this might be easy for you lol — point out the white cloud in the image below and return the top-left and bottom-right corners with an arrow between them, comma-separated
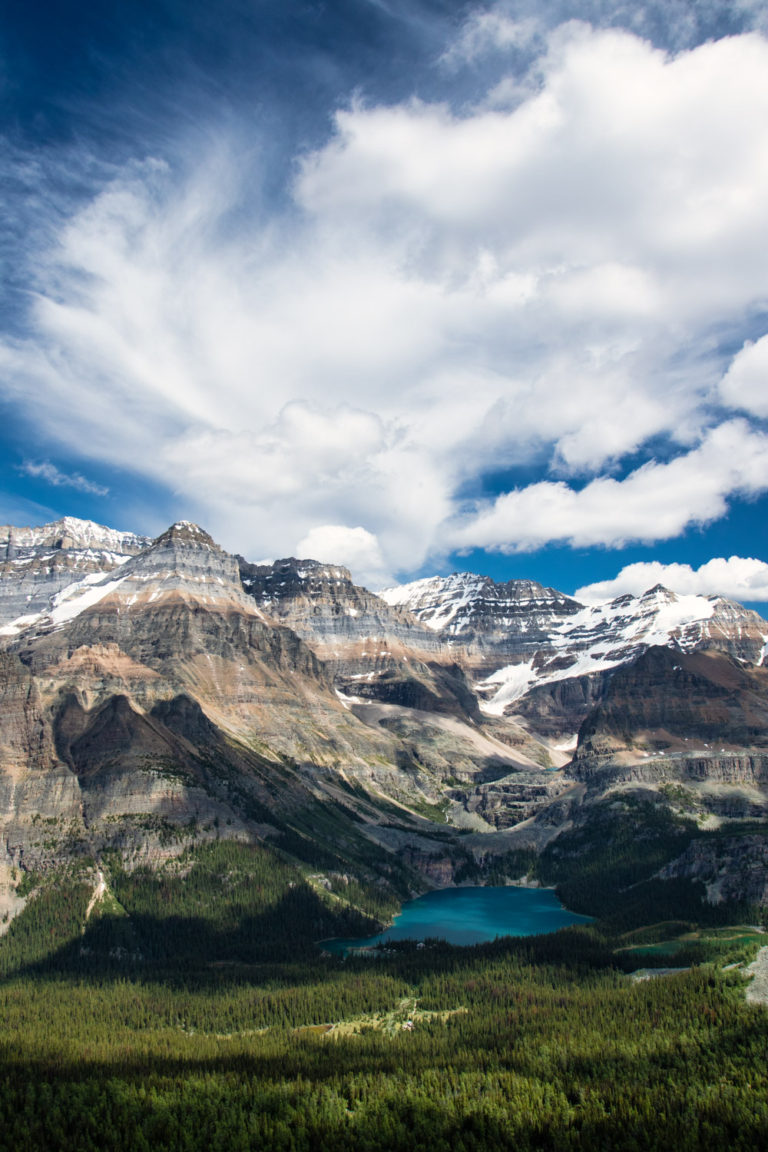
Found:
719,335 -> 768,418
447,1 -> 768,63
295,525 -> 391,588
2,21 -> 768,580
20,461 -> 109,497
443,11 -> 541,65
576,556 -> 768,604
445,421 -> 768,552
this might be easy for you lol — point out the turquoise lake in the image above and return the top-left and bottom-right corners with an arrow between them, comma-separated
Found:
322,886 -> 591,954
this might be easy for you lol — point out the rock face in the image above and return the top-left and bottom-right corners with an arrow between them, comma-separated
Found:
381,574 -> 582,668
240,556 -> 441,662
659,835 -> 768,906
0,516 -> 150,632
573,647 -> 768,765
240,556 -> 477,717
1,511 -> 768,913
0,653 -> 57,774
449,770 -> 573,830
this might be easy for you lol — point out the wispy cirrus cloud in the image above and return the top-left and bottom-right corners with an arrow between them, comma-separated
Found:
2,8 -> 768,584
20,461 -> 109,497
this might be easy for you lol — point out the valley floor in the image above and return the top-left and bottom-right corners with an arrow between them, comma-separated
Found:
0,927 -> 766,1151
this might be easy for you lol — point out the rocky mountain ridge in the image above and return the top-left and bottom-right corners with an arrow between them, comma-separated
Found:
0,516 -> 151,636
1,514 -> 768,916
1,516 -> 149,556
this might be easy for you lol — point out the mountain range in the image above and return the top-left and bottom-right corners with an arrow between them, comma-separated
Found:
1,514 -> 767,924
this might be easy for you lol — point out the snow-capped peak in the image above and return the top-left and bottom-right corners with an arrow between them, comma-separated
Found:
1,516 -> 150,556
477,583 -> 763,715
380,572 -> 580,635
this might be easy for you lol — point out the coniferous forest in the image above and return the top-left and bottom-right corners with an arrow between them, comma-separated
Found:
0,827 -> 767,1152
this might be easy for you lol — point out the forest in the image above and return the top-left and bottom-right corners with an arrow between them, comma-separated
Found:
0,819 -> 766,1151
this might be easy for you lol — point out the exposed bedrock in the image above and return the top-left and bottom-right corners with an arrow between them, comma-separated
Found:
0,653 -> 57,773
572,646 -> 768,764
659,835 -> 768,906
513,670 -> 614,740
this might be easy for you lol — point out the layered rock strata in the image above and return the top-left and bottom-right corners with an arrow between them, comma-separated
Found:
240,556 -> 477,717
0,516 -> 151,632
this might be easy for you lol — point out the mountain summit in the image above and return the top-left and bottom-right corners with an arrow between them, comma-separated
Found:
0,513 -> 766,916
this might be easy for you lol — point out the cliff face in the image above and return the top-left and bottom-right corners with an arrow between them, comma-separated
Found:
240,556 -> 478,717
573,647 -> 768,764
0,517 -> 150,632
659,835 -> 768,906
380,574 -> 581,664
0,653 -> 57,775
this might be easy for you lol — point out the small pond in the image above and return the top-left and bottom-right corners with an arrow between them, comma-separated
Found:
322,885 -> 591,955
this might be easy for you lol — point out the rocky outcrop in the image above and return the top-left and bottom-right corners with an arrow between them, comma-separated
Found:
0,653 -> 57,774
0,517 -> 150,632
240,557 -> 440,655
570,752 -> 768,789
512,669 -> 614,740
240,556 -> 477,716
450,770 -> 572,829
659,834 -> 768,906
400,847 -> 458,887
573,647 -> 768,764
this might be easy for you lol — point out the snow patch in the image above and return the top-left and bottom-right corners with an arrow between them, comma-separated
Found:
48,574 -> 129,626
478,661 -> 536,716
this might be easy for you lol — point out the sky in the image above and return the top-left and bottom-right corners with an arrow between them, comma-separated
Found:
1,0 -> 768,608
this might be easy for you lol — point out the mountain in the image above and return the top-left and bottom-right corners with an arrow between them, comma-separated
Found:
1,514 -> 768,924
380,573 -> 582,661
0,516 -> 151,636
384,574 -> 768,737
0,520 -> 562,903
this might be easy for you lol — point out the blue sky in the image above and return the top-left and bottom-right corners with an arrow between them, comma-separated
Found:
1,0 -> 768,609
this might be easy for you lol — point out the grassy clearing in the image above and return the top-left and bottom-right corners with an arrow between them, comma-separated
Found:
294,995 -> 468,1038
616,924 -> 767,967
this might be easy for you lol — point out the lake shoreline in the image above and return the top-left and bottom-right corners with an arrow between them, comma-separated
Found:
318,883 -> 591,954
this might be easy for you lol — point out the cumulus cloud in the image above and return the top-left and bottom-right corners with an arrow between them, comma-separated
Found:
295,525 -> 391,588
20,461 -> 109,497
719,335 -> 768,418
576,556 -> 768,604
2,17 -> 768,579
444,421 -> 768,552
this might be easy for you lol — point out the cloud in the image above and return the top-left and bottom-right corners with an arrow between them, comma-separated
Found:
2,19 -> 768,580
445,421 -> 768,552
446,0 -> 768,65
295,525 -> 391,588
576,556 -> 768,604
719,335 -> 768,418
20,461 -> 109,497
